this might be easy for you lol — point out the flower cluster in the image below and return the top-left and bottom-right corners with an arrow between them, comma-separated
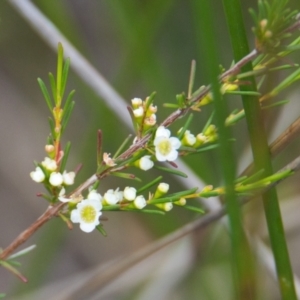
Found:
179,125 -> 218,148
30,156 -> 75,188
59,186 -> 149,232
132,96 -> 157,133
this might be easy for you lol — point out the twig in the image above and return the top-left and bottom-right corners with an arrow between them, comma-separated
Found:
241,117 -> 300,176
54,155 -> 300,299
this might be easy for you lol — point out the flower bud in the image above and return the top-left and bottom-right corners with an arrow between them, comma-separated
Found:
124,187 -> 137,201
49,172 -> 63,186
131,98 -> 143,108
63,171 -> 76,185
139,155 -> 154,171
154,182 -> 169,198
30,167 -> 45,183
134,195 -> 147,209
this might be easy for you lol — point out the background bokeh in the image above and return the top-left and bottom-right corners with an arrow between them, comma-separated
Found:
0,1 -> 300,299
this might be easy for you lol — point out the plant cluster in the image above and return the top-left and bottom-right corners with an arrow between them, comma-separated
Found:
1,1 -> 300,298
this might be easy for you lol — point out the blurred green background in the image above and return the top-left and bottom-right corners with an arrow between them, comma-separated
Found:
0,1 -> 300,299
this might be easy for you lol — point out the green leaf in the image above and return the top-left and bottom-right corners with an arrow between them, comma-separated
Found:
225,90 -> 261,96
154,165 -> 188,178
177,113 -> 193,140
61,100 -> 75,135
37,78 -> 53,113
7,245 -> 36,260
183,205 -> 205,214
137,176 -> 163,194
122,208 -> 165,215
61,57 -> 70,100
111,172 -> 141,181
48,117 -> 55,138
96,224 -> 107,237
48,72 -> 56,103
60,142 -> 71,172
56,43 -> 64,101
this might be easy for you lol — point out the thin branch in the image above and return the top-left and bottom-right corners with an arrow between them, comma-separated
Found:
241,117 -> 300,176
52,155 -> 300,299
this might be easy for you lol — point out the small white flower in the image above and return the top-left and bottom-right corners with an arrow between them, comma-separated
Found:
58,188 -> 83,203
149,104 -> 157,113
58,187 -> 69,202
41,157 -> 57,171
139,155 -> 154,171
184,130 -> 196,146
133,107 -> 144,118
103,188 -> 123,205
103,153 -> 116,167
164,202 -> 173,211
158,182 -> 169,193
70,198 -> 102,233
175,198 -> 186,206
131,97 -> 143,108
30,167 -> 45,183
134,195 -> 147,209
144,114 -> 156,126
49,172 -> 63,186
45,144 -> 55,153
87,190 -> 102,202
63,171 -> 75,185
124,187 -> 136,201
154,126 -> 181,162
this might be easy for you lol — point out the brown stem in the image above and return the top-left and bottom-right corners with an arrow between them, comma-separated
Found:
0,202 -> 65,260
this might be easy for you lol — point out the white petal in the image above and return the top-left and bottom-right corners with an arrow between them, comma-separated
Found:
30,167 -> 45,182
80,221 -> 98,233
70,209 -> 80,223
166,149 -> 179,161
63,171 -> 75,185
88,190 -> 102,202
170,137 -> 181,149
49,172 -> 63,186
155,126 -> 170,138
139,155 -> 154,171
124,187 -> 136,201
134,195 -> 146,209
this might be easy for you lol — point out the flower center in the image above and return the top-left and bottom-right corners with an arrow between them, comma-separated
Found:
158,139 -> 172,155
80,205 -> 97,223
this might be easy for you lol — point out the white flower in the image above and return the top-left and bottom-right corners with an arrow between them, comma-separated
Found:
139,155 -> 154,171
63,171 -> 75,185
158,182 -> 169,193
133,107 -> 144,118
58,187 -> 69,202
103,153 -> 116,167
58,188 -> 83,203
49,172 -> 63,186
103,188 -> 123,205
149,104 -> 157,113
41,157 -> 57,171
134,195 -> 147,209
163,202 -> 173,211
30,167 -> 45,183
45,144 -> 55,153
87,190 -> 102,202
144,114 -> 156,126
131,97 -> 143,108
70,198 -> 102,233
124,187 -> 136,201
184,130 -> 196,146
154,126 -> 181,162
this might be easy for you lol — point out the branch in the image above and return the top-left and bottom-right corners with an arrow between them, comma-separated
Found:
53,155 -> 300,299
